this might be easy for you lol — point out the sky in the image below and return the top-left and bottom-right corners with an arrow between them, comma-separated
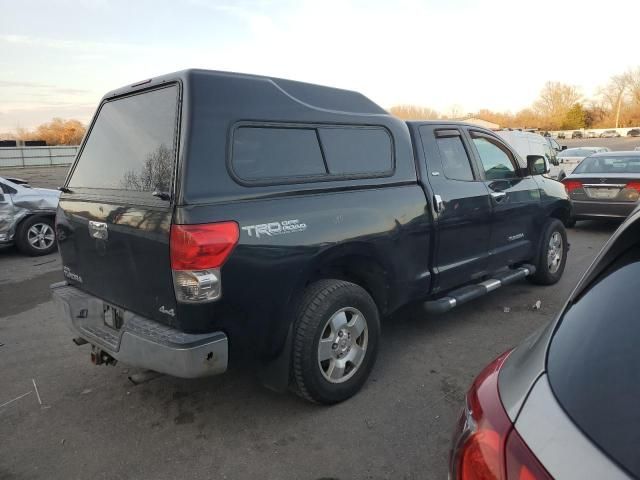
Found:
1,0 -> 639,132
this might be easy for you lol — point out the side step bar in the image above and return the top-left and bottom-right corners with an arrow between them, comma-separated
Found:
423,264 -> 536,314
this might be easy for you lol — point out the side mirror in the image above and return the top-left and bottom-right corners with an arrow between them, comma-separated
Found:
561,145 -> 567,151
527,155 -> 549,175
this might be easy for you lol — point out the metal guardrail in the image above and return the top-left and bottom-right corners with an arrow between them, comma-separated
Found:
0,146 -> 79,168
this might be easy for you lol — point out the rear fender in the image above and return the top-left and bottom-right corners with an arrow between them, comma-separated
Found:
257,242 -> 393,392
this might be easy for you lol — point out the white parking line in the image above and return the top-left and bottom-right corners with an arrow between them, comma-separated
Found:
0,391 -> 32,410
32,378 -> 42,405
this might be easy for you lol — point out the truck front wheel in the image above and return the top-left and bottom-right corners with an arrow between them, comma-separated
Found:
291,280 -> 380,404
528,219 -> 567,285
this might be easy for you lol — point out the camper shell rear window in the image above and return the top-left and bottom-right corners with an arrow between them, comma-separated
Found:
68,85 -> 180,193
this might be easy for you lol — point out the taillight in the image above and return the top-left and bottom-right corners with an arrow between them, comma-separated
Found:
624,181 -> 640,193
561,179 -> 582,194
621,182 -> 640,201
170,222 -> 239,303
449,350 -> 552,480
505,429 -> 552,480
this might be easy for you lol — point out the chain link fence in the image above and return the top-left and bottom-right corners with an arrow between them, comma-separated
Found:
0,146 -> 79,168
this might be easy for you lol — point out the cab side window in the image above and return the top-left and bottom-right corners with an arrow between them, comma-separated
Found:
472,135 -> 518,180
436,136 -> 475,181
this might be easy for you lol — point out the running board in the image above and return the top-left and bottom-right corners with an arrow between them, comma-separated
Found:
423,265 -> 536,314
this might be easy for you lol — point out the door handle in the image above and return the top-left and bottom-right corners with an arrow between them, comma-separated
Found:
490,191 -> 507,202
434,194 -> 444,213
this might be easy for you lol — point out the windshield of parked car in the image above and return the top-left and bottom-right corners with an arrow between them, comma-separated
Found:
572,155 -> 640,174
558,148 -> 596,158
548,243 -> 640,478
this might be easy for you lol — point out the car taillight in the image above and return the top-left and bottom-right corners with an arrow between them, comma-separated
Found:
449,350 -> 552,480
505,428 -> 552,480
624,181 -> 640,193
622,182 -> 640,201
561,179 -> 582,194
170,222 -> 239,303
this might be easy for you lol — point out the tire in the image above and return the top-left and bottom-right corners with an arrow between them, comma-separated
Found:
528,219 -> 567,285
291,279 -> 380,404
15,216 -> 57,256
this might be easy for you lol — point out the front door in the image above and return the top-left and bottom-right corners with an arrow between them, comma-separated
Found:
467,130 -> 540,272
418,125 -> 492,293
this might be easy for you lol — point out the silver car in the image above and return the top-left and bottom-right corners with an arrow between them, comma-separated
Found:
449,207 -> 640,479
0,176 -> 60,255
552,146 -> 611,180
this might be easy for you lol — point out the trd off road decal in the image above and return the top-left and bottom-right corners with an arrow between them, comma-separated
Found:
242,219 -> 307,238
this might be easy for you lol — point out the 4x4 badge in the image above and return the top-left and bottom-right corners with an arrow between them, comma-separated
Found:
159,306 -> 175,317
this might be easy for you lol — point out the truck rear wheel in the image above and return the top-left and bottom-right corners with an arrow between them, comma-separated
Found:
291,279 -> 380,404
528,219 -> 567,285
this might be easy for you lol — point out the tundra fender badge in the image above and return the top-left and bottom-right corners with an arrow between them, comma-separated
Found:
63,266 -> 83,283
508,233 -> 525,242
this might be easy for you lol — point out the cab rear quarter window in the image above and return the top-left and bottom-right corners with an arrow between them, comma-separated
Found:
229,123 -> 394,185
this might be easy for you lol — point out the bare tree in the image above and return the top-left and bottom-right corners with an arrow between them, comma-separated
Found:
599,74 -> 629,128
121,144 -> 174,192
446,104 -> 465,120
533,82 -> 582,130
388,105 -> 441,120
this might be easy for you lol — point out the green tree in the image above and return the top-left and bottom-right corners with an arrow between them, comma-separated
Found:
562,103 -> 587,129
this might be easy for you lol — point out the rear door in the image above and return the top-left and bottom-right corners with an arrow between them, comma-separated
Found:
57,84 -> 181,325
418,125 -> 492,293
466,129 -> 540,271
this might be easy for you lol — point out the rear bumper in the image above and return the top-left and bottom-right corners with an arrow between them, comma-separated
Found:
51,282 -> 228,378
572,200 -> 637,220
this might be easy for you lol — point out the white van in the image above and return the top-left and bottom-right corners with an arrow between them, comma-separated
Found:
495,130 -> 561,179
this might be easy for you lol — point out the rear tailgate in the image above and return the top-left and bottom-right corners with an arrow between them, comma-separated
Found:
57,84 -> 180,325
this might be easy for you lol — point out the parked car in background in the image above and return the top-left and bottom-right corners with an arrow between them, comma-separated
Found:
586,131 -> 598,138
555,146 -> 610,180
562,151 -> 640,225
571,131 -> 583,139
627,128 -> 640,137
557,132 -> 566,139
0,176 -> 60,255
600,129 -> 621,138
450,206 -> 640,480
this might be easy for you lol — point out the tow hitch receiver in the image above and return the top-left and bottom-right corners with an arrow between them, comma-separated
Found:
90,346 -> 117,366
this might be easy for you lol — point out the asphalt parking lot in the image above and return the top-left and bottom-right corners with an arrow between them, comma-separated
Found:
0,146 -> 633,479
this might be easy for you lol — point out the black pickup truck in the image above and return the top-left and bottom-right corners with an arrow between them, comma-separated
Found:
52,70 -> 571,404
